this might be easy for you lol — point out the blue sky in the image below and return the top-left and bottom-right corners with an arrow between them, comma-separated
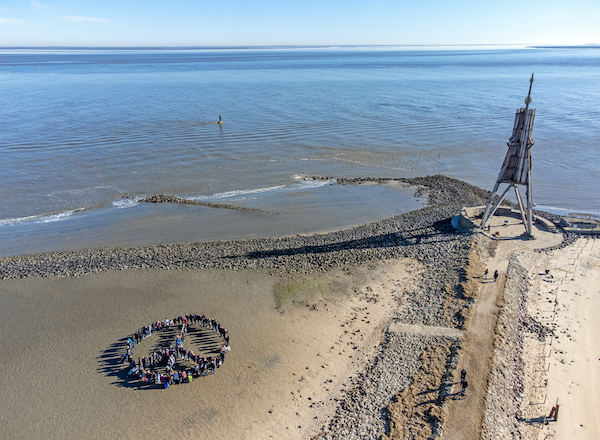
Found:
1,0 -> 599,47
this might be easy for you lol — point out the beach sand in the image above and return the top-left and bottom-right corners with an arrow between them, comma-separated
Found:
518,237 -> 600,439
0,258 -> 418,439
475,229 -> 599,439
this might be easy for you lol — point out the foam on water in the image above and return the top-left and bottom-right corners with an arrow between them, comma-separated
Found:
0,211 -> 75,227
112,197 -> 142,209
194,185 -> 288,201
1,198 -> 141,228
193,178 -> 335,201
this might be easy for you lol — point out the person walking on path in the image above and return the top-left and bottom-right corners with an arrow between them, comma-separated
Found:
493,270 -> 499,282
460,379 -> 468,397
460,369 -> 467,382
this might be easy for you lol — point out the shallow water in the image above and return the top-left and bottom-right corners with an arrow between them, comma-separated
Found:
0,181 -> 422,256
1,47 -> 599,255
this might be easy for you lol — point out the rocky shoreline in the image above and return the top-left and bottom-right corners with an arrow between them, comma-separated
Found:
315,334 -> 463,440
312,230 -> 489,439
140,194 -> 275,213
0,175 -> 490,280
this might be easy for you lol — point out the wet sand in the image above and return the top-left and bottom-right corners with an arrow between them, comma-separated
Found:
0,260 -> 416,439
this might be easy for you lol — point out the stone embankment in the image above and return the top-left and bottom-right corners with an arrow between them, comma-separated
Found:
315,335 -> 461,440
313,230 -> 489,440
480,252 -> 552,439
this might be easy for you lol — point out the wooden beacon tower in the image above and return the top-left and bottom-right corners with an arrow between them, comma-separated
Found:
481,74 -> 537,237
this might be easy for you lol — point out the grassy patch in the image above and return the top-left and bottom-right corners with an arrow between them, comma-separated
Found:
274,277 -> 336,310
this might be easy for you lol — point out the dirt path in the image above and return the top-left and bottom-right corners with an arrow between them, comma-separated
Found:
442,216 -> 563,439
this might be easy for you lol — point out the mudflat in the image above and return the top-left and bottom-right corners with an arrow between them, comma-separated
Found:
0,259 -> 419,439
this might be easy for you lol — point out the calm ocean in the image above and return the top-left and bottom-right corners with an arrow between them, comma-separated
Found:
1,46 -> 599,255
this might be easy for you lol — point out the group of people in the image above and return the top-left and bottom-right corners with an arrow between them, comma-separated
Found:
121,314 -> 230,388
483,268 -> 500,282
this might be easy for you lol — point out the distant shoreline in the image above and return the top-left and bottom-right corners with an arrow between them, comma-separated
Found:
3,44 -> 598,51
530,45 -> 600,49
0,44 -> 529,51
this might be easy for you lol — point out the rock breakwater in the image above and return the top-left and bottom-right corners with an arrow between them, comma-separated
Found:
0,176 -> 489,280
140,194 -> 273,213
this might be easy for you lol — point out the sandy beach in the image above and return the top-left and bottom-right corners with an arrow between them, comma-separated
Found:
0,262 -> 416,439
1,176 -> 598,440
484,236 -> 600,440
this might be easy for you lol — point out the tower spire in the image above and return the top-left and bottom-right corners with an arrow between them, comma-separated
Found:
524,73 -> 534,110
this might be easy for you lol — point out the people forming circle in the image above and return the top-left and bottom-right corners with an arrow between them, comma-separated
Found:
121,314 -> 230,388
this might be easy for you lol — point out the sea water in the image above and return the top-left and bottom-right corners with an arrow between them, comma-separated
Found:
1,47 -> 599,256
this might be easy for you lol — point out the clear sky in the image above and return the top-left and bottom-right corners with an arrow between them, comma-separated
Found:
1,0 -> 599,47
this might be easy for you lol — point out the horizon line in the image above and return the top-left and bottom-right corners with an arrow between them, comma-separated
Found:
1,43 -> 598,51
0,43 -> 529,51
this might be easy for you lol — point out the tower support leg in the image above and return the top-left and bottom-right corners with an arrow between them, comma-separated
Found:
526,153 -> 534,236
514,186 -> 531,235
481,184 -> 512,228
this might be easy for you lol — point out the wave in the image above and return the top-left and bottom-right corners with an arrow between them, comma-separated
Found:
112,197 -> 142,209
0,210 -> 76,227
0,198 -> 140,228
0,197 -> 144,227
0,178 -> 338,228
193,177 -> 335,201
193,185 -> 287,201
536,204 -> 600,218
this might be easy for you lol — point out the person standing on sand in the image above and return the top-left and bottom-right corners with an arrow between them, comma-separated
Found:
460,369 -> 467,382
494,270 -> 499,282
484,269 -> 489,278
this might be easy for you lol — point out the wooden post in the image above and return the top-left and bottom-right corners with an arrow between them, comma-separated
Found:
526,149 -> 533,236
548,398 -> 560,421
